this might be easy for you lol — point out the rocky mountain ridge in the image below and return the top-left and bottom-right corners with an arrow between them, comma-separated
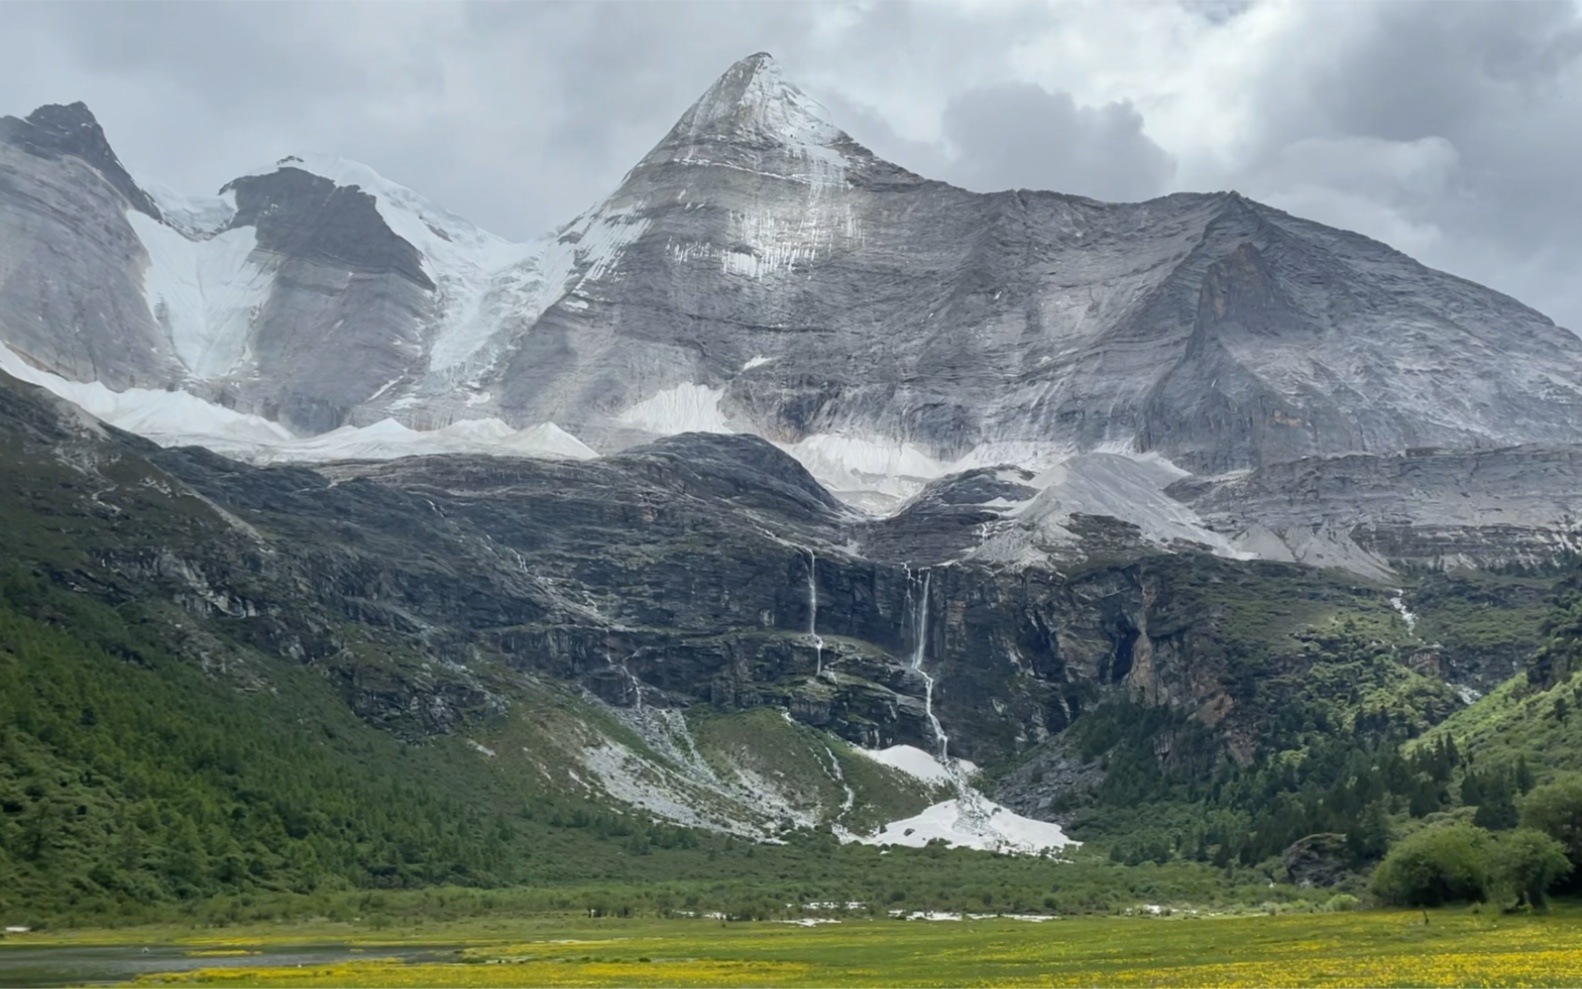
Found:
5,51 -> 1582,852
0,359 -> 1473,778
3,53 -> 1582,563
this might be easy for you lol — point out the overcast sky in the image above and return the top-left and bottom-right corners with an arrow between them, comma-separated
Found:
4,0 -> 1581,330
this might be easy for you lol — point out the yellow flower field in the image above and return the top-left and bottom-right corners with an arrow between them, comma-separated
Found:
104,907 -> 1582,988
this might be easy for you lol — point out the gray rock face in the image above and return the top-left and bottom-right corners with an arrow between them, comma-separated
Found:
0,359 -> 1398,769
0,101 -> 159,218
0,115 -> 446,433
214,166 -> 436,432
8,54 -> 1582,581
474,53 -> 1582,476
0,105 -> 177,388
6,53 -> 1582,478
1169,445 -> 1582,573
224,165 -> 433,290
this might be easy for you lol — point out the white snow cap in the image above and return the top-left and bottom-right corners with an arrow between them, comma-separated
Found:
240,154 -> 535,283
653,52 -> 854,191
673,52 -> 842,146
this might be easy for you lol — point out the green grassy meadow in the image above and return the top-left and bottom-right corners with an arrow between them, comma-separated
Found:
4,906 -> 1578,988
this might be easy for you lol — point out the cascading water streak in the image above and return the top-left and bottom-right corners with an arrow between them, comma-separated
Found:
806,548 -> 824,675
606,651 -> 645,711
909,569 -> 948,764
908,568 -> 994,834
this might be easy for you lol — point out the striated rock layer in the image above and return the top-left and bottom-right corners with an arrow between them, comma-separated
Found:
0,364 -> 1443,774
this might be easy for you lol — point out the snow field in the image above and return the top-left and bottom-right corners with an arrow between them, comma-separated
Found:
127,211 -> 270,378
1,340 -> 596,464
853,798 -> 1075,856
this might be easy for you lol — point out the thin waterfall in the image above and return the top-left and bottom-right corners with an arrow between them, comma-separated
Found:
906,567 -> 996,839
606,651 -> 644,711
909,568 -> 948,764
624,661 -> 644,712
806,548 -> 824,675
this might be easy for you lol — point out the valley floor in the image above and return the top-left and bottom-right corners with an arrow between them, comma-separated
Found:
6,906 -> 1582,988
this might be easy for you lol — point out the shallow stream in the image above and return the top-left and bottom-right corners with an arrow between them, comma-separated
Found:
0,941 -> 458,987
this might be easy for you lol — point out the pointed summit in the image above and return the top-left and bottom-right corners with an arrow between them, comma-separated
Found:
670,52 -> 842,148
636,52 -> 861,189
0,102 -> 158,218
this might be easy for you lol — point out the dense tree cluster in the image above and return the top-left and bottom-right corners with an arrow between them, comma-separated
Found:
1370,821 -> 1571,909
0,568 -> 705,921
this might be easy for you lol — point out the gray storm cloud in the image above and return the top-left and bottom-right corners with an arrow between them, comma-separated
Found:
938,85 -> 1175,202
1,0 -> 1579,329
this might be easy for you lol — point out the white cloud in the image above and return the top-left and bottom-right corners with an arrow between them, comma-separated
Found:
2,0 -> 1580,329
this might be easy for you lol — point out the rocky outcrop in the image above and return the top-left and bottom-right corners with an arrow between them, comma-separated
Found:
213,165 -> 437,432
1282,833 -> 1356,888
1168,445 -> 1582,574
0,106 -> 179,389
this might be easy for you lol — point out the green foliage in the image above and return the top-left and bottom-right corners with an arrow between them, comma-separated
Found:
1371,822 -> 1572,910
0,563 -> 1340,927
1371,823 -> 1491,907
1529,583 -> 1582,688
1464,766 -> 1521,830
1067,689 -> 1464,873
1489,829 -> 1571,910
1520,777 -> 1582,888
0,567 -> 536,915
1345,801 -> 1391,864
1410,572 -> 1552,657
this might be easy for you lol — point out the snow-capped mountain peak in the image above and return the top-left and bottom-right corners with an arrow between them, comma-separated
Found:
0,101 -> 161,219
641,52 -> 856,190
8,53 -> 1582,576
231,153 -> 533,279
672,52 -> 842,149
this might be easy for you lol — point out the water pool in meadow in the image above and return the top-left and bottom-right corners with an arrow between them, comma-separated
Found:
0,942 -> 461,987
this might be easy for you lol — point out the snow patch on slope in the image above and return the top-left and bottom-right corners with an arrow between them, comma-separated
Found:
850,745 -> 961,787
844,744 -> 1074,855
139,182 -> 237,237
970,453 -> 1252,564
425,201 -> 651,377
1,339 -> 596,464
618,383 -> 735,434
237,417 -> 598,464
0,340 -> 293,446
720,204 -> 863,279
128,211 -> 270,378
853,798 -> 1074,856
781,432 -> 951,509
765,431 -> 1243,562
